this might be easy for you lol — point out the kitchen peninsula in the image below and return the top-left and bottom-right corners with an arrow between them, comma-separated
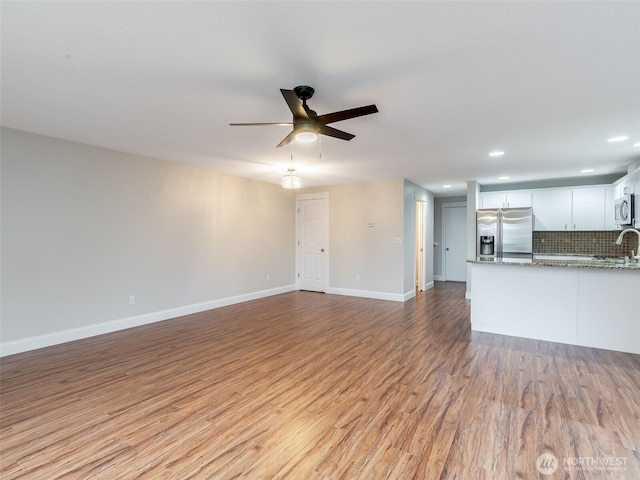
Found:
469,257 -> 640,354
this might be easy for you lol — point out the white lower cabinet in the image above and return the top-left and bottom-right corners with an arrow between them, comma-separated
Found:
576,270 -> 640,353
470,263 -> 640,354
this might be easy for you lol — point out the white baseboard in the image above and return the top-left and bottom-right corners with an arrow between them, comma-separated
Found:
0,285 -> 296,357
403,289 -> 416,301
326,287 -> 408,302
465,290 -> 472,300
424,281 -> 435,291
434,275 -> 445,281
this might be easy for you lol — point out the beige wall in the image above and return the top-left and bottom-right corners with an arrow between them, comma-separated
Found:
301,179 -> 432,299
298,181 -> 403,296
1,128 -> 295,351
1,128 -> 435,354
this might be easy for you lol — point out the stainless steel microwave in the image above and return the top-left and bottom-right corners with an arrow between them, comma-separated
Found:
614,194 -> 634,227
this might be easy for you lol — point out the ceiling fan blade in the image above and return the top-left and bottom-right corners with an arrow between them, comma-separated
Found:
280,89 -> 309,119
276,130 -> 297,148
230,122 -> 293,126
318,124 -> 355,141
315,104 -> 378,125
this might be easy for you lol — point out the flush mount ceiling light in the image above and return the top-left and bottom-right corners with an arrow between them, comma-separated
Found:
581,168 -> 595,173
442,184 -> 453,190
488,151 -> 505,157
281,168 -> 301,189
607,136 -> 629,143
498,176 -> 510,180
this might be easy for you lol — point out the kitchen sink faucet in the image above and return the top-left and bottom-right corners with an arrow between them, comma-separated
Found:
615,228 -> 640,261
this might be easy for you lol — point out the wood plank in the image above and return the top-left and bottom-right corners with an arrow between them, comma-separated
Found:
1,282 -> 639,479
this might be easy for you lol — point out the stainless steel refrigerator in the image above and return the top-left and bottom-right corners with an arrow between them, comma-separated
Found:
476,207 -> 533,259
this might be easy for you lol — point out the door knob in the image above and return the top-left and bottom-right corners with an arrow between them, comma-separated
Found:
321,248 -> 325,252
446,248 -> 450,251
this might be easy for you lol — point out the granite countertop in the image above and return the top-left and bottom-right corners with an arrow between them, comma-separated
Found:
469,254 -> 640,270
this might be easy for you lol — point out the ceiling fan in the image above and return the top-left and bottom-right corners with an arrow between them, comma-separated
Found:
230,85 -> 379,148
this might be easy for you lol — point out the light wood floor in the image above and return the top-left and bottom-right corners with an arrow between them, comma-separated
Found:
1,282 -> 639,479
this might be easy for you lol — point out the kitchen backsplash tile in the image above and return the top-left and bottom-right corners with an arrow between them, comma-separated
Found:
533,230 -> 639,257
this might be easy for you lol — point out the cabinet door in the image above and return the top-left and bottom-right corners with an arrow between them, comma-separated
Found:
505,191 -> 532,208
615,179 -> 633,197
481,192 -> 506,208
532,189 -> 572,230
481,191 -> 532,208
604,187 -> 616,230
572,187 -> 606,230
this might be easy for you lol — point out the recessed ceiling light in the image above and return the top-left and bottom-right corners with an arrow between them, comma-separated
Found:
488,151 -> 504,157
607,136 -> 629,143
498,176 -> 510,180
634,142 -> 640,147
442,184 -> 453,189
581,168 -> 594,173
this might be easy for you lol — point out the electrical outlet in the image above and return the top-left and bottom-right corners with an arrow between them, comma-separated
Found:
355,275 -> 360,282
266,274 -> 270,282
129,295 -> 135,305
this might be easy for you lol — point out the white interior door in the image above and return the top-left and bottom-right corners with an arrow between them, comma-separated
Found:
443,205 -> 467,282
296,193 -> 329,292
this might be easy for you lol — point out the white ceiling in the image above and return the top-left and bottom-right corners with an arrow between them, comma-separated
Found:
2,1 -> 639,197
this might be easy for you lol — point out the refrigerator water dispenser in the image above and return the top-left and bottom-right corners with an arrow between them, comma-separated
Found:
480,235 -> 495,255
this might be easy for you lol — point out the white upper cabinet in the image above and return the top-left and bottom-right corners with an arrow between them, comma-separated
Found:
532,186 -> 608,231
481,192 -> 508,208
532,189 -> 572,230
572,187 -> 606,230
481,190 -> 532,208
604,186 -> 616,230
613,169 -> 637,197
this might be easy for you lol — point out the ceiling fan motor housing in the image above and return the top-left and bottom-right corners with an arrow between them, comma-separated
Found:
293,85 -> 315,101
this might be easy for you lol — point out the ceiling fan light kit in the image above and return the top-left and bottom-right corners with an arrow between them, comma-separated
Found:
230,85 -> 378,148
294,130 -> 318,143
293,119 -> 319,143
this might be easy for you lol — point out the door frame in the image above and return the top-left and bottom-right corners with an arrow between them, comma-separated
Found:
441,202 -> 467,282
295,192 -> 329,292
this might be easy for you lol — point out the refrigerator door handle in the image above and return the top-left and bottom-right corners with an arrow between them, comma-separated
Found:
496,212 -> 502,258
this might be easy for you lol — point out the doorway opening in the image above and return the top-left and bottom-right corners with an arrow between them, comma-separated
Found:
415,199 -> 426,291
